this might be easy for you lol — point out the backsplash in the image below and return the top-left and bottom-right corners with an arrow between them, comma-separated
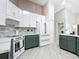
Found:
0,26 -> 37,37
0,26 -> 15,37
15,27 -> 36,35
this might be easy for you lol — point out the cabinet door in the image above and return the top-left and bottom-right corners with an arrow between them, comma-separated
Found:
6,19 -> 19,27
20,14 -> 30,27
40,17 -> 45,34
77,38 -> 79,55
38,15 -> 45,34
25,35 -> 39,50
25,35 -> 32,49
67,36 -> 76,53
7,1 -> 15,17
29,13 -> 36,27
0,52 -> 9,59
14,7 -> 22,20
33,35 -> 39,46
59,35 -> 67,50
32,14 -> 36,27
0,0 -> 6,25
7,0 -> 22,21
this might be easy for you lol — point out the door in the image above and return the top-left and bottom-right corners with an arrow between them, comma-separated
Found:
67,36 -> 76,53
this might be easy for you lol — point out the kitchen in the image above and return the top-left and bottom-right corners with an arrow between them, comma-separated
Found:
0,0 -> 79,59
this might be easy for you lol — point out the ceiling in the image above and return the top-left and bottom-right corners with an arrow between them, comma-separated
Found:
29,0 -> 48,6
53,0 -> 79,13
28,0 -> 79,13
28,0 -> 63,7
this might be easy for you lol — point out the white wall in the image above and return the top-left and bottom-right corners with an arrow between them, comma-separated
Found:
76,14 -> 79,24
65,9 -> 77,33
55,9 -> 66,44
44,0 -> 54,21
55,8 -> 77,44
65,10 -> 76,25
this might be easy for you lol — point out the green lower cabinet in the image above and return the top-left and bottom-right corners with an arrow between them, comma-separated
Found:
59,35 -> 67,50
67,36 -> 76,53
59,35 -> 76,54
77,38 -> 79,55
25,35 -> 39,50
0,52 -> 9,59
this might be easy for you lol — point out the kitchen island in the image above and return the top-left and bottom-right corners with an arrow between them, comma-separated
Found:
59,34 -> 79,56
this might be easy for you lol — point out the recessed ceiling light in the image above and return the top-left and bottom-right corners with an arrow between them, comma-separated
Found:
23,10 -> 30,14
62,0 -> 65,5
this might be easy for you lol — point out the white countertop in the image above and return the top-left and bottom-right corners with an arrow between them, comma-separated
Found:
40,34 -> 50,36
0,49 -> 10,54
60,34 -> 79,37
25,34 -> 39,36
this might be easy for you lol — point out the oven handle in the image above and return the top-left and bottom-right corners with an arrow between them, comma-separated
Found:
14,37 -> 25,42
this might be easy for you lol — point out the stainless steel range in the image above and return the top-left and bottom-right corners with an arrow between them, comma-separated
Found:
10,35 -> 25,59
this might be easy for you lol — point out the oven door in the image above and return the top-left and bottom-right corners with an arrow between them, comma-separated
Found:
15,41 -> 20,52
15,40 -> 24,52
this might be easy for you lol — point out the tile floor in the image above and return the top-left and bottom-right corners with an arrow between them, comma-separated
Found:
17,43 -> 79,59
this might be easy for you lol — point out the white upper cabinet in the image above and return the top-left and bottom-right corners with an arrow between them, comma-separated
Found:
16,8 -> 22,20
7,0 -> 22,21
29,13 -> 36,27
0,0 -> 6,25
20,13 -> 30,27
19,11 -> 37,27
36,15 -> 46,34
7,1 -> 16,18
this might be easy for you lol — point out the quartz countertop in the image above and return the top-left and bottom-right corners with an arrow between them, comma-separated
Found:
0,49 -> 10,54
60,34 -> 79,37
40,34 -> 50,36
25,34 -> 39,36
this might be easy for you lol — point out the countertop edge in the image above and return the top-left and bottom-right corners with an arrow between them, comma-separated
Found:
0,50 -> 10,54
59,34 -> 79,37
